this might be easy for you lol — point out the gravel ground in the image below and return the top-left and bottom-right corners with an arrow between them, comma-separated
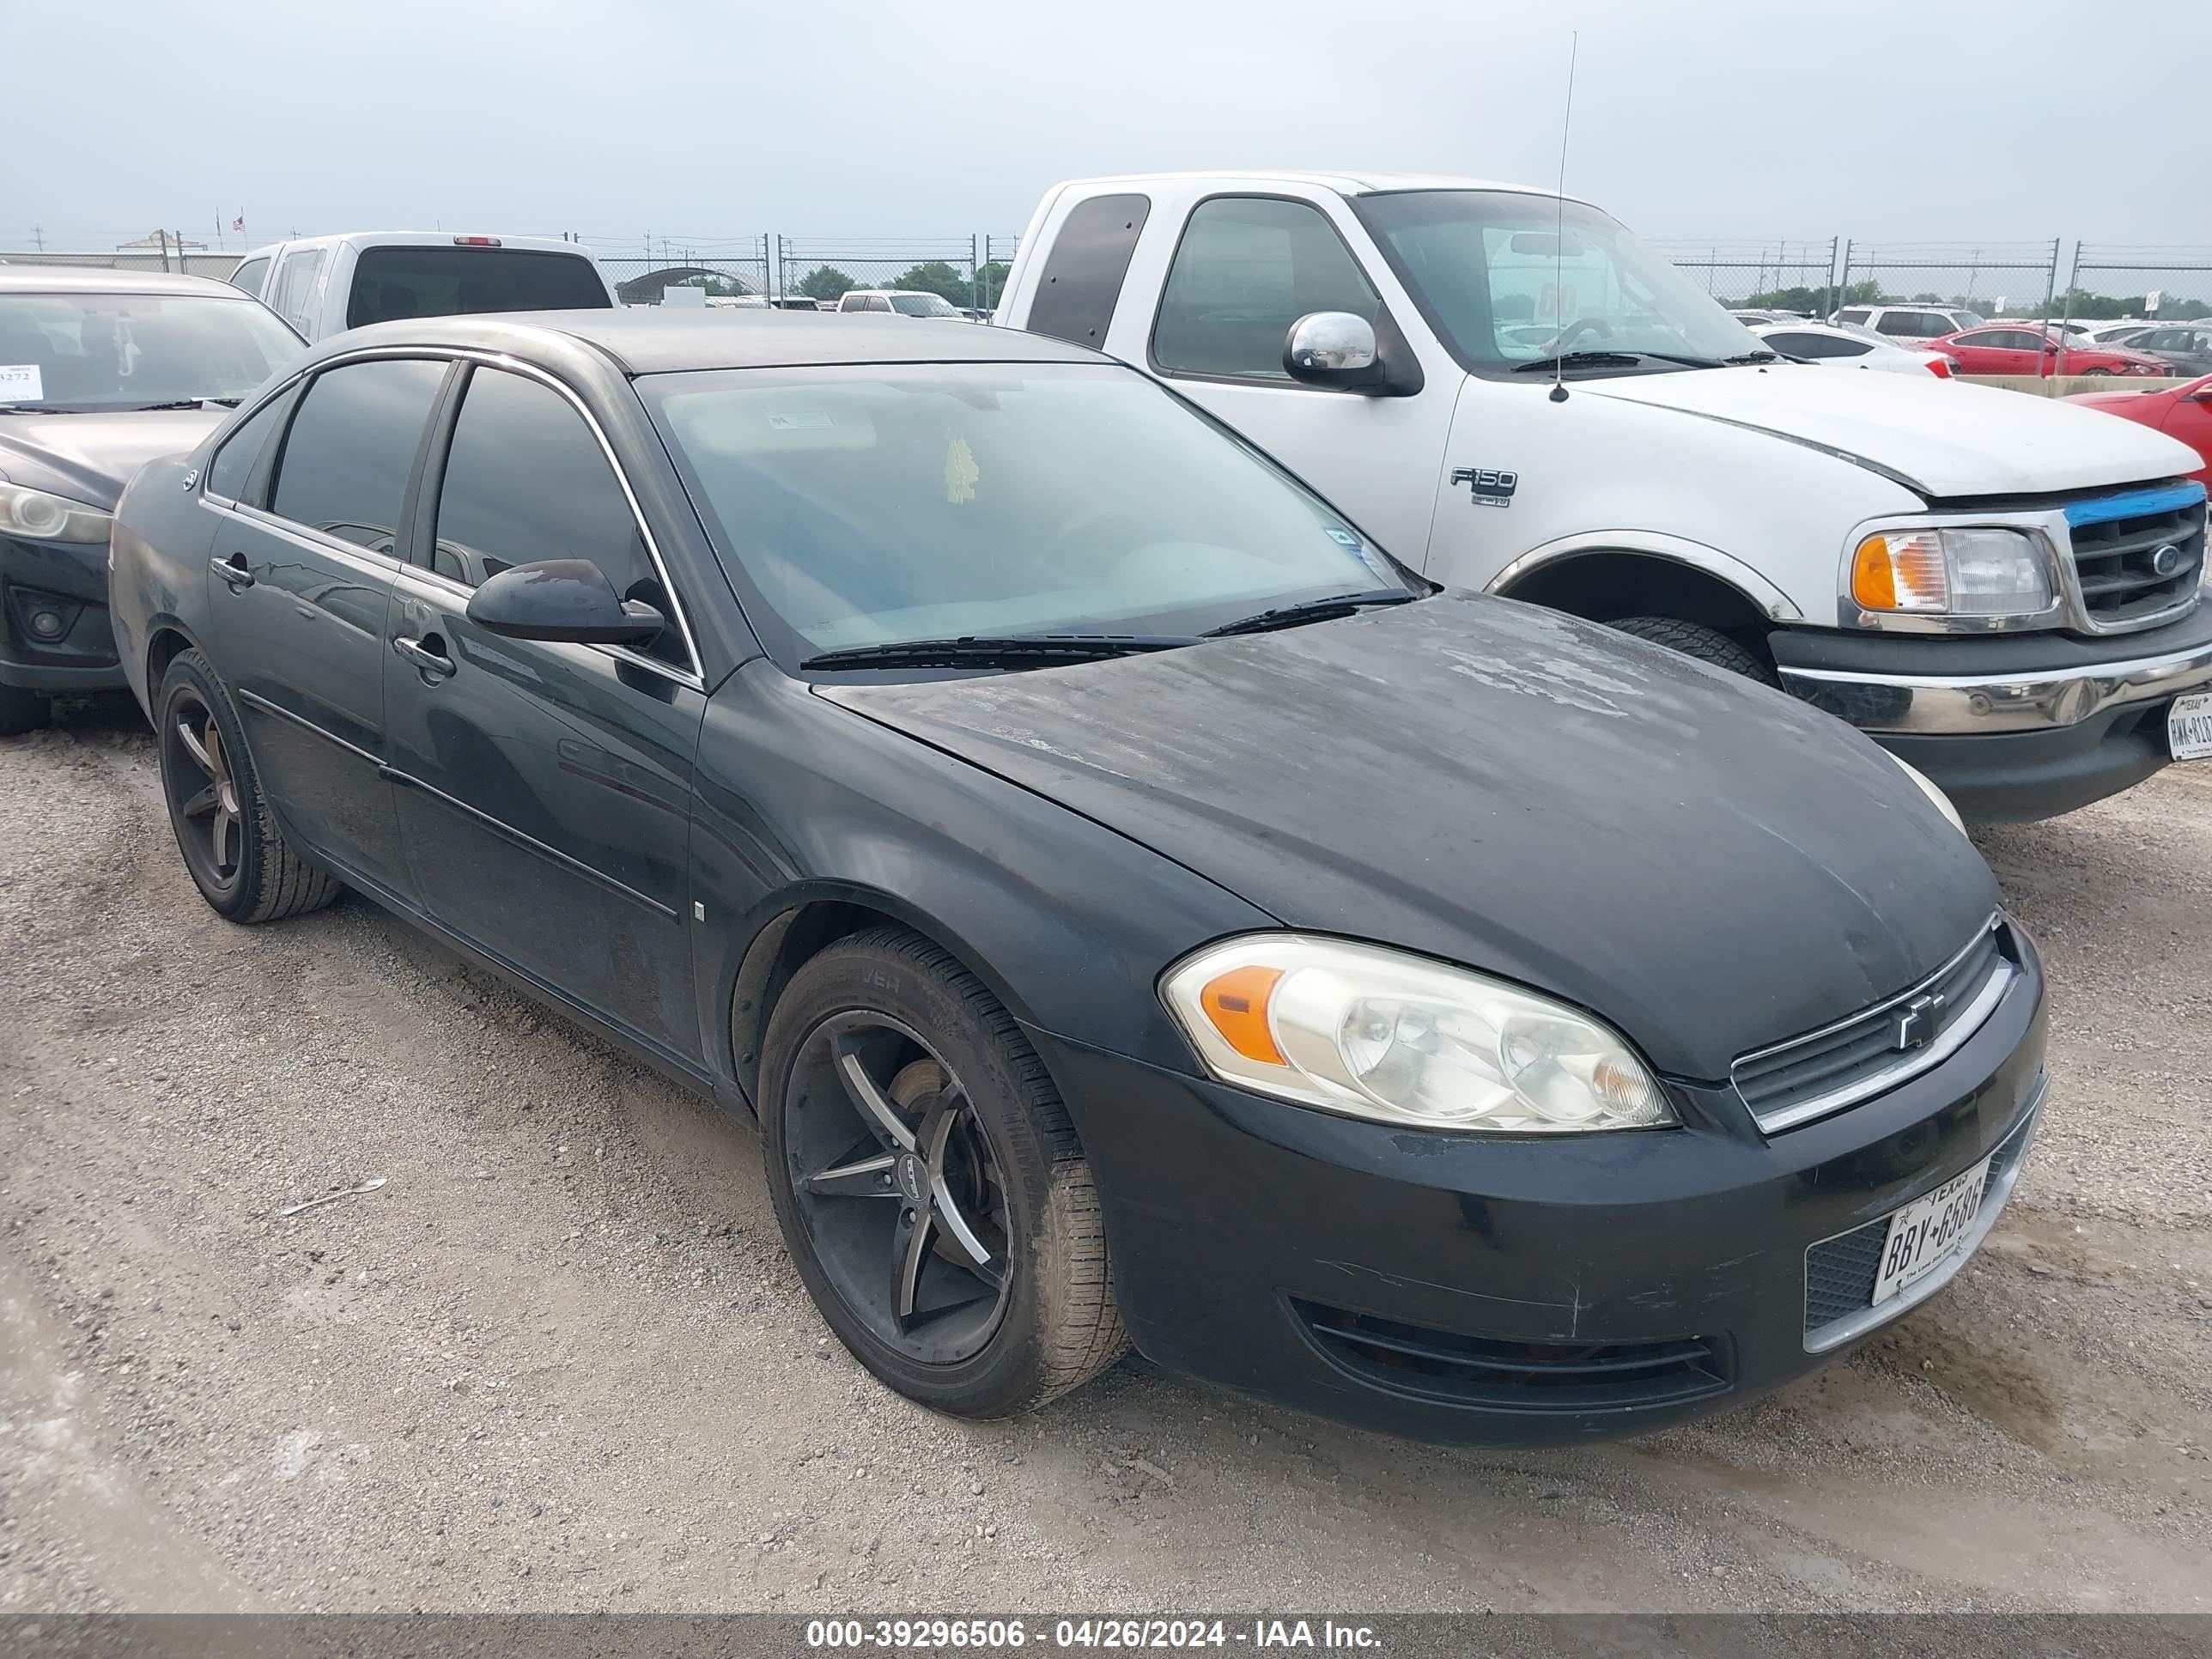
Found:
3,699 -> 2209,1614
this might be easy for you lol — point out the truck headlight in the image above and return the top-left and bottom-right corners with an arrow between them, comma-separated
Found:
1161,935 -> 1674,1133
1850,526 -> 2053,620
0,483 -> 111,544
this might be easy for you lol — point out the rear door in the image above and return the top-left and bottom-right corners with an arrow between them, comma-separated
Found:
381,361 -> 706,1060
265,245 -> 331,340
201,355 -> 452,895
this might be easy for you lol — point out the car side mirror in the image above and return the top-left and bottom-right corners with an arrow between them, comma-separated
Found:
1285,311 -> 1378,382
465,558 -> 665,647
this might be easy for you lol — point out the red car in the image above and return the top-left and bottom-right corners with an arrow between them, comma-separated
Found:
2067,373 -> 2212,484
1928,325 -> 2170,378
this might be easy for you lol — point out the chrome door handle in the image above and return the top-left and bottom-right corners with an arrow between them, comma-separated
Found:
392,635 -> 456,678
210,555 -> 254,590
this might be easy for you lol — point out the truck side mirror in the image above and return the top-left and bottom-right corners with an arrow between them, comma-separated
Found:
1282,310 -> 1425,397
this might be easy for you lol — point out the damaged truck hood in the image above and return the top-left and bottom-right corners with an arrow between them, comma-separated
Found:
820,596 -> 2001,1081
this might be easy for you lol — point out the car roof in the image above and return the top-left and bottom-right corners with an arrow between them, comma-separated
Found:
240,231 -> 592,258
1053,167 -> 1589,207
320,310 -> 1110,375
0,265 -> 251,298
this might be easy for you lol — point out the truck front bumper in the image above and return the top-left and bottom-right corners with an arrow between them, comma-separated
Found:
1772,607 -> 2212,821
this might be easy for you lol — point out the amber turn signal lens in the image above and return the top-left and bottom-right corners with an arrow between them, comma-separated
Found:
1199,964 -> 1285,1064
1851,535 -> 1899,610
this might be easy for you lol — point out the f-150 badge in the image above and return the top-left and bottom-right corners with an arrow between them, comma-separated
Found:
1450,466 -> 1518,508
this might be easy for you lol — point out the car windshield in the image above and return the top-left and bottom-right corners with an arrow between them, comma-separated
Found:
1352,190 -> 1762,377
0,292 -> 301,412
644,362 -> 1415,665
889,293 -> 960,318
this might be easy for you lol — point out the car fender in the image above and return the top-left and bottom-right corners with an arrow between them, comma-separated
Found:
1488,529 -> 1804,623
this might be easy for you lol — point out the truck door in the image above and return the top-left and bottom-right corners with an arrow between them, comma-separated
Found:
1115,194 -> 1456,566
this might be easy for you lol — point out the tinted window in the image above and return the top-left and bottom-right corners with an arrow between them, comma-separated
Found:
431,368 -> 681,663
229,257 -> 271,298
1025,193 -> 1150,349
269,248 -> 327,335
1767,331 -> 1864,359
270,359 -> 446,551
1837,308 -> 1871,325
1155,197 -> 1379,380
205,396 -> 286,501
345,247 -> 610,330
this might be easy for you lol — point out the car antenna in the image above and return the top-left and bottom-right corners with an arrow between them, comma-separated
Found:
1550,31 -> 1579,404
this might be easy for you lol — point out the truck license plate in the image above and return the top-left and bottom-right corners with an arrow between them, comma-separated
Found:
2172,691 -> 2212,763
1870,1158 -> 1990,1306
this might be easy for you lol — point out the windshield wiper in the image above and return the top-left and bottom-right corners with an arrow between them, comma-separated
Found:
125,397 -> 242,411
1201,590 -> 1418,638
1512,349 -> 1726,374
800,633 -> 1200,671
1720,350 -> 1780,365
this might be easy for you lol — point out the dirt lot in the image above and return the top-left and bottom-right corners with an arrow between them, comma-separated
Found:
3,700 -> 2210,1614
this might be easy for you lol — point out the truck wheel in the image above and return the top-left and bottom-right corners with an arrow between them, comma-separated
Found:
1610,616 -> 1780,689
0,685 -> 50,737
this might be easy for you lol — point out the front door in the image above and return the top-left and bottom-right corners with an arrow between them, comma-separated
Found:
202,356 -> 450,895
1121,193 -> 1457,566
380,362 -> 706,1061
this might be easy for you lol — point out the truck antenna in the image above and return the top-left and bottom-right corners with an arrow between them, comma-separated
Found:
1550,31 -> 1579,404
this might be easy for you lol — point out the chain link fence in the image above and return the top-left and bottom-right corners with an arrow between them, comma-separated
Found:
1646,238 -> 1840,309
771,238 -> 1004,312
1833,241 -> 2063,321
2057,246 -> 2212,327
0,247 -> 242,282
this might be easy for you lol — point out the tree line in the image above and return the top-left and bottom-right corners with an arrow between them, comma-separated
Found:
1740,280 -> 2211,321
793,259 -> 1012,307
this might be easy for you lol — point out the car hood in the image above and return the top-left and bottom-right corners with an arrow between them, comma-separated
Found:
1577,364 -> 2198,496
822,596 -> 2001,1081
0,409 -> 225,508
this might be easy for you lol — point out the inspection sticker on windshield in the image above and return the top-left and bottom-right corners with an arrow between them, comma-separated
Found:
0,365 -> 43,404
1870,1156 -> 1990,1306
2170,692 -> 2212,763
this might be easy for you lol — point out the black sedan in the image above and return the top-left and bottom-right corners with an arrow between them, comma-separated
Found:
0,266 -> 303,733
108,311 -> 2047,1443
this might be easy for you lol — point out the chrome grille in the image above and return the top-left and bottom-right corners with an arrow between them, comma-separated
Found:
1733,916 -> 2013,1134
2064,488 -> 2205,630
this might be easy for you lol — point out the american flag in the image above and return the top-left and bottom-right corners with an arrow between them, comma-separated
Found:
231,215 -> 245,233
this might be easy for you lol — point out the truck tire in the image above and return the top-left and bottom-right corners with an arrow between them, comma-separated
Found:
1610,616 -> 1781,689
0,684 -> 50,737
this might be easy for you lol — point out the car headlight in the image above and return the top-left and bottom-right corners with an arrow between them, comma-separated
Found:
1892,754 -> 1966,834
1160,935 -> 1674,1133
0,482 -> 111,544
1850,526 -> 2054,621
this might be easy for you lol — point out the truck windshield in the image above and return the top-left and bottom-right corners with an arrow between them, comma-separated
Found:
0,293 -> 301,413
1352,191 -> 1763,378
644,362 -> 1416,668
344,246 -> 610,329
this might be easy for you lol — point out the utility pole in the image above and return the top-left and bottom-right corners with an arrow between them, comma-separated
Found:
31,225 -> 44,252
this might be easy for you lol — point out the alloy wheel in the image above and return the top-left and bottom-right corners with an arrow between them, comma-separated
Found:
784,1011 -> 1012,1364
165,690 -> 242,893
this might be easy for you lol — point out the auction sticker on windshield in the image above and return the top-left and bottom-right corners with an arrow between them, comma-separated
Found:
0,365 -> 44,404
1871,1157 -> 1990,1305
2171,691 -> 2212,763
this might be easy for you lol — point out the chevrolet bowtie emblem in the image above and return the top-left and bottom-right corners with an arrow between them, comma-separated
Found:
1893,993 -> 1945,1052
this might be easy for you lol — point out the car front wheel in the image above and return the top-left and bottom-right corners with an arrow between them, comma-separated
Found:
761,927 -> 1127,1417
155,648 -> 341,924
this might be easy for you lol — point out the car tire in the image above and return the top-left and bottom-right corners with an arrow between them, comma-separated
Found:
2080,367 -> 2114,377
1609,615 -> 1781,689
0,684 -> 50,737
155,647 -> 341,924
761,926 -> 1127,1418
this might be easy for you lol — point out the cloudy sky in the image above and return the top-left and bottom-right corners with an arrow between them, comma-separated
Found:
9,0 -> 2205,256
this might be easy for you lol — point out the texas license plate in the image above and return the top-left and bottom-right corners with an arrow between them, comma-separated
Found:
2172,691 -> 2212,763
1870,1158 -> 1990,1305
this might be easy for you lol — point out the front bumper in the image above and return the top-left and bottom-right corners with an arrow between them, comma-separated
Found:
0,533 -> 124,692
1772,609 -> 2212,820
1031,928 -> 2048,1446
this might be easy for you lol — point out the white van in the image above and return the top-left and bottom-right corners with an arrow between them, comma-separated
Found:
225,232 -> 617,343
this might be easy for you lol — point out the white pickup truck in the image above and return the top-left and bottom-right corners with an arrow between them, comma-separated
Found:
995,171 -> 2212,819
225,232 -> 617,343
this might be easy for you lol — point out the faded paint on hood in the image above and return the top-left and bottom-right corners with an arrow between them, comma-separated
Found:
1581,363 -> 2198,498
0,409 -> 224,508
823,595 -> 2001,1081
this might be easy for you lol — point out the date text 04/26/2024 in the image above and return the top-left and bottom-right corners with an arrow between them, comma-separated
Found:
805,1619 -> 1383,1649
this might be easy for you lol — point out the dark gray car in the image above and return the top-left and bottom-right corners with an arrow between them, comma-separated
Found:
0,267 -> 301,732
2124,324 -> 2212,379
